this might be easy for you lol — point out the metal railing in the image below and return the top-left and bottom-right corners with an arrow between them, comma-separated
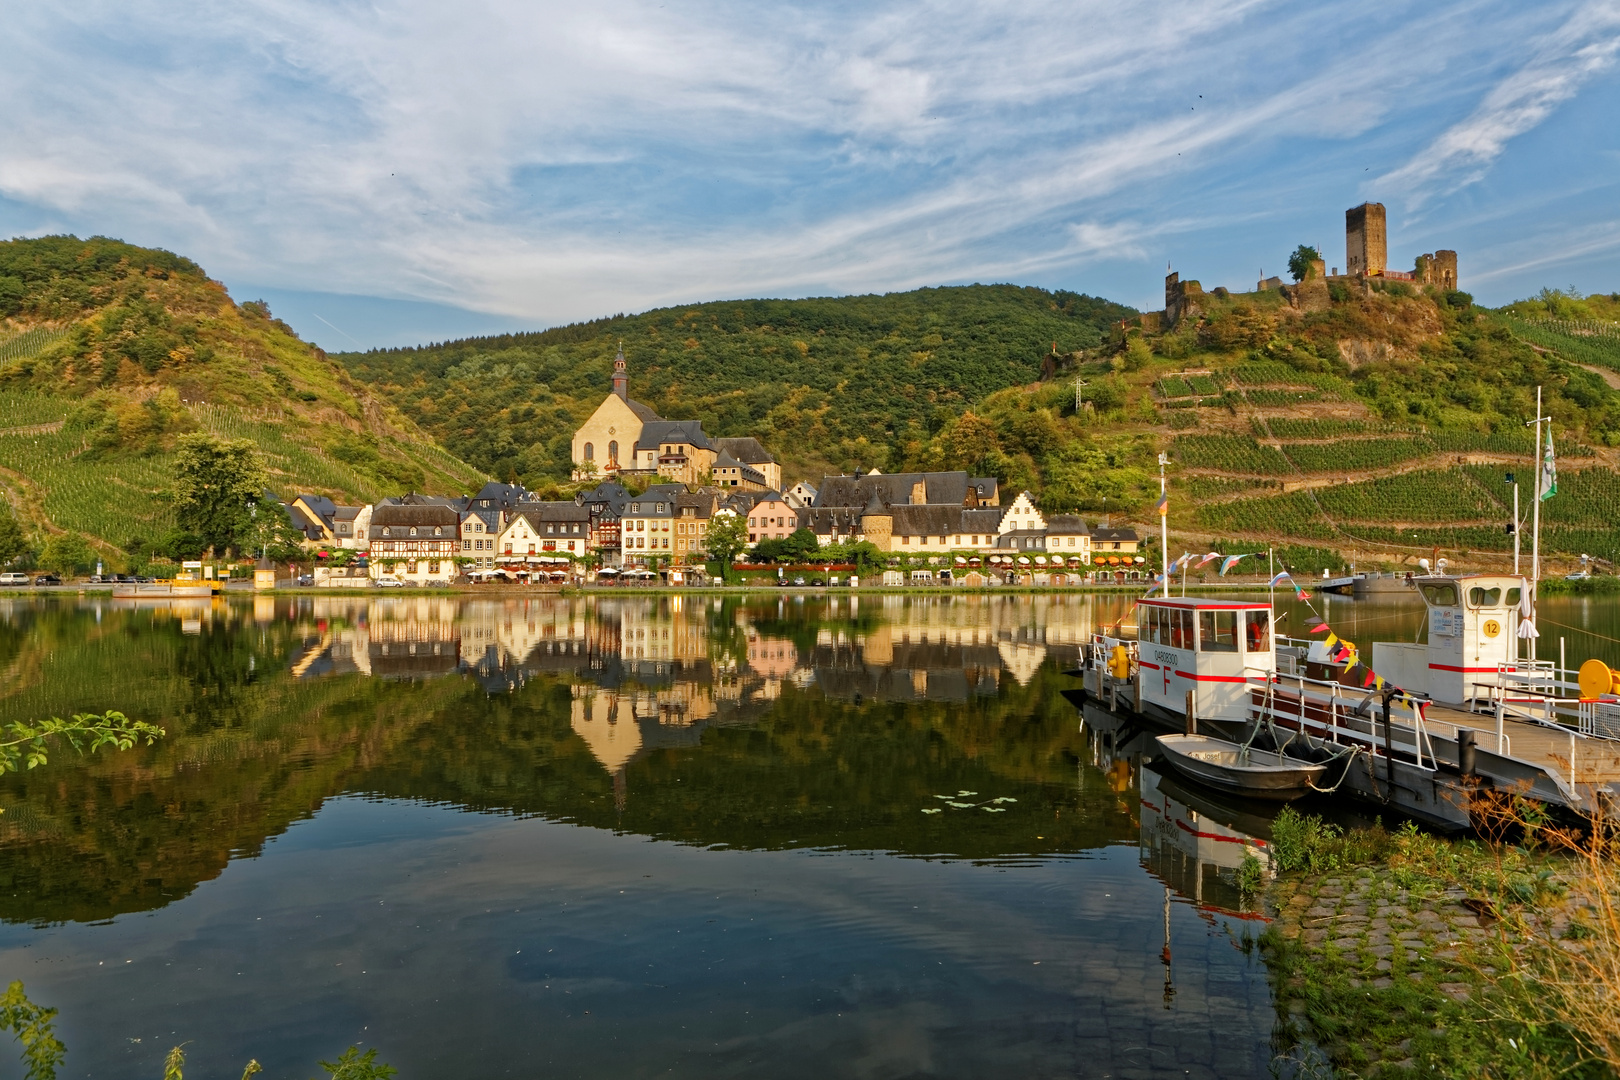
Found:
1246,671 -> 1451,771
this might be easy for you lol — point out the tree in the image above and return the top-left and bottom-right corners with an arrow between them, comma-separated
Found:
780,527 -> 821,564
37,533 -> 93,576
0,505 -> 30,567
705,510 -> 750,580
1287,244 -> 1321,283
173,434 -> 267,554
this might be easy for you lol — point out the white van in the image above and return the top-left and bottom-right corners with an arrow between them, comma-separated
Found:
0,572 -> 28,586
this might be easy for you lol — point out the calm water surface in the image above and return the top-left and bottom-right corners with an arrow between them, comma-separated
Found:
2,590 -> 1618,1078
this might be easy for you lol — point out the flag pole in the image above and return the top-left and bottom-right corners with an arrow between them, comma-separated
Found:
1158,453 -> 1170,597
1526,385 -> 1553,660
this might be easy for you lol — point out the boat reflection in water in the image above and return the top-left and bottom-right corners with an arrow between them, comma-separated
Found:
1086,708 -> 1272,922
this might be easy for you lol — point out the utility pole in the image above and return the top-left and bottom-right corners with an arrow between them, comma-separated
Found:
1158,453 -> 1170,598
1074,376 -> 1088,413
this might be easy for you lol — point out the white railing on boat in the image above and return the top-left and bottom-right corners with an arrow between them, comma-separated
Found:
1246,671 -> 1449,772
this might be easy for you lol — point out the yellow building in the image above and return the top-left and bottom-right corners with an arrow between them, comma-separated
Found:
571,345 -> 661,479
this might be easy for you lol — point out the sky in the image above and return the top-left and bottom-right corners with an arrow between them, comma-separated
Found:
2,0 -> 1619,350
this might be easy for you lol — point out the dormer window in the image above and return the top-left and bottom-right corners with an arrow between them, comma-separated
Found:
409,527 -> 418,536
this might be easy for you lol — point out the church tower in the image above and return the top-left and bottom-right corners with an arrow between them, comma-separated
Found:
612,342 -> 628,400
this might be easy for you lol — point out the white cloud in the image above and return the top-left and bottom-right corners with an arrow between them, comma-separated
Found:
1380,1 -> 1620,204
0,0 -> 1614,325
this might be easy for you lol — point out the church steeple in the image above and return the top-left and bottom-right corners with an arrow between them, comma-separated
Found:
611,341 -> 628,400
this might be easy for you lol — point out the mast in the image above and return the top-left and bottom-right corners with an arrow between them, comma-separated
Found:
1528,385 -> 1550,659
1158,453 -> 1170,597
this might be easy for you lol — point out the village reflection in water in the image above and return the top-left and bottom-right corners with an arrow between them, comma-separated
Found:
0,591 -> 1287,1078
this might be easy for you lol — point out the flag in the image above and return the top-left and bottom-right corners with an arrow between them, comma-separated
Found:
1310,622 -> 1330,634
1363,668 -> 1378,687
1156,490 -> 1169,516
1196,551 -> 1221,568
1540,426 -> 1557,502
1219,554 -> 1245,576
1322,632 -> 1339,648
1269,571 -> 1290,586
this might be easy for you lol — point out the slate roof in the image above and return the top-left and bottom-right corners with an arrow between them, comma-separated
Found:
283,503 -> 326,540
1092,526 -> 1140,543
512,501 -> 591,524
801,507 -> 866,534
623,485 -> 684,518
625,398 -> 661,422
812,471 -> 990,509
296,494 -> 337,523
636,420 -> 712,452
1045,514 -> 1091,535
471,481 -> 530,509
961,507 -> 1007,533
712,436 -> 776,465
371,503 -> 461,530
332,506 -> 363,524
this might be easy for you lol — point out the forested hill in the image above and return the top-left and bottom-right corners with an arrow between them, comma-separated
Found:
335,285 -> 1135,484
0,235 -> 483,554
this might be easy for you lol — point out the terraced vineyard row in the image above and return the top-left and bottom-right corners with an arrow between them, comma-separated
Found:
0,327 -> 70,366
0,392 -> 73,429
1170,435 -> 1293,475
1192,491 -> 1333,540
0,428 -> 178,541
1311,469 -> 1502,523
1507,317 -> 1620,373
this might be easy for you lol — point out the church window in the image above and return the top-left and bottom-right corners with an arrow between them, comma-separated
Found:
584,442 -> 594,461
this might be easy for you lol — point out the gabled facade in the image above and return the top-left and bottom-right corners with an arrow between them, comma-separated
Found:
332,505 -> 371,550
460,511 -> 498,570
369,503 -> 462,584
783,481 -> 818,509
997,491 -> 1046,535
571,346 -> 661,480
1092,526 -> 1141,554
712,437 -> 781,492
620,484 -> 683,562
499,503 -> 592,561
1044,514 -> 1092,563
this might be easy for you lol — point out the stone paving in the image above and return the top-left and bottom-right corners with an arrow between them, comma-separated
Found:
1266,871 -> 1495,1075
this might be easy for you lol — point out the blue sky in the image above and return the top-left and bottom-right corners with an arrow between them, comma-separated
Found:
2,0 -> 1618,349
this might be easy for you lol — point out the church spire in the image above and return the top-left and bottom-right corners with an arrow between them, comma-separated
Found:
612,340 -> 628,400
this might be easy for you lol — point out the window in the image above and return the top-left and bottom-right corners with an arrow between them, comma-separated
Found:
1245,611 -> 1270,653
584,442 -> 594,460
1506,587 -> 1522,607
1199,610 -> 1238,652
409,527 -> 418,537
1468,586 -> 1502,607
1420,583 -> 1459,606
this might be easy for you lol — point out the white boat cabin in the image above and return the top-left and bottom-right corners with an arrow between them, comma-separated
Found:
1136,597 -> 1277,722
1370,574 -> 1525,705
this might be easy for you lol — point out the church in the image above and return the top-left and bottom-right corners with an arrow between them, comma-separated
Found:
571,346 -> 780,490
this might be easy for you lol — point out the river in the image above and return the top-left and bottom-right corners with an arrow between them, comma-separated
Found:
1,589 -> 1616,1078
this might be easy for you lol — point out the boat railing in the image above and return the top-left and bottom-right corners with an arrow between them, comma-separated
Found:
1577,700 -> 1620,740
1246,671 -> 1448,772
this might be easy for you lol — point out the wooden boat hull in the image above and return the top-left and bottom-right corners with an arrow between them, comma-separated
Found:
1153,734 -> 1327,801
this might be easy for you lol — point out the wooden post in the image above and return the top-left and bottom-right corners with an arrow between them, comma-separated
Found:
1185,689 -> 1196,735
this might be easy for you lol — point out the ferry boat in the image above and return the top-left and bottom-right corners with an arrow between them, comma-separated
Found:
1075,575 -> 1620,830
112,569 -> 223,599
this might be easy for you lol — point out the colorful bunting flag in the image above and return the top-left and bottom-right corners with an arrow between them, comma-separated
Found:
1219,554 -> 1246,576
1269,571 -> 1291,587
1196,551 -> 1221,568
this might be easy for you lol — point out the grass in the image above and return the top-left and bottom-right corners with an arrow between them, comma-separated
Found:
1263,806 -> 1620,1079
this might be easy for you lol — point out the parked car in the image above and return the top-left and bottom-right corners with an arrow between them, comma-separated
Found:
115,574 -> 137,584
32,574 -> 62,586
0,572 -> 28,586
374,576 -> 405,588
135,576 -> 155,583
792,576 -> 806,586
295,574 -> 313,586
810,577 -> 825,586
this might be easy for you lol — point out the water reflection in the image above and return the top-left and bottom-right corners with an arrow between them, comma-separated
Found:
0,592 -> 1306,1078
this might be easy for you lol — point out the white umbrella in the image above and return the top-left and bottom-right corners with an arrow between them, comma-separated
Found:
1034,556 -> 1047,565
1017,556 -> 1030,566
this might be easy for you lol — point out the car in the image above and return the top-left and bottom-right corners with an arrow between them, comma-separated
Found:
32,574 -> 62,587
810,578 -> 825,586
135,576 -> 155,583
374,576 -> 406,588
295,574 -> 313,587
0,572 -> 28,586
115,575 -> 137,584
1566,572 -> 1592,582
792,576 -> 806,586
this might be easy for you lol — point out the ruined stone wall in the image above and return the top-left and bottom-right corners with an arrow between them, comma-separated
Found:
1416,250 -> 1459,289
1164,272 -> 1203,327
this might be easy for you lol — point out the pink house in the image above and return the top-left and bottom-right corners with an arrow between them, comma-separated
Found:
748,492 -> 799,543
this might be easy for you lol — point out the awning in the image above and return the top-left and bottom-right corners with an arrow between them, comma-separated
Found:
1016,556 -> 1030,565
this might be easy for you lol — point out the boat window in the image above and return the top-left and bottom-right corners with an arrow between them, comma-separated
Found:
1199,609 -> 1238,652
1467,586 -> 1502,607
1167,608 -> 1191,650
1140,606 -> 1157,645
1506,587 -> 1522,607
1420,583 -> 1458,606
1245,611 -> 1271,654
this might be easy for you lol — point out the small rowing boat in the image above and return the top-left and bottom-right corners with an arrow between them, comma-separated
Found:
1153,733 -> 1327,801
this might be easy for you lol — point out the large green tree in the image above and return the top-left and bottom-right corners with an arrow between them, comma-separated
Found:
173,434 -> 268,554
704,510 -> 751,579
0,505 -> 29,567
38,533 -> 94,575
1287,244 -> 1321,282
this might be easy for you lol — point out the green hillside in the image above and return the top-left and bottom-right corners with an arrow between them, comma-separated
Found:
335,285 -> 1134,484
0,236 -> 484,555
341,275 -> 1620,566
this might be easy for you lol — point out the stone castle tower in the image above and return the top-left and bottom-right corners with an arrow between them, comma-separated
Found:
1345,202 -> 1386,277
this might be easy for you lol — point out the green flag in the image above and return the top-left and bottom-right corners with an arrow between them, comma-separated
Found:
1540,427 -> 1557,502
